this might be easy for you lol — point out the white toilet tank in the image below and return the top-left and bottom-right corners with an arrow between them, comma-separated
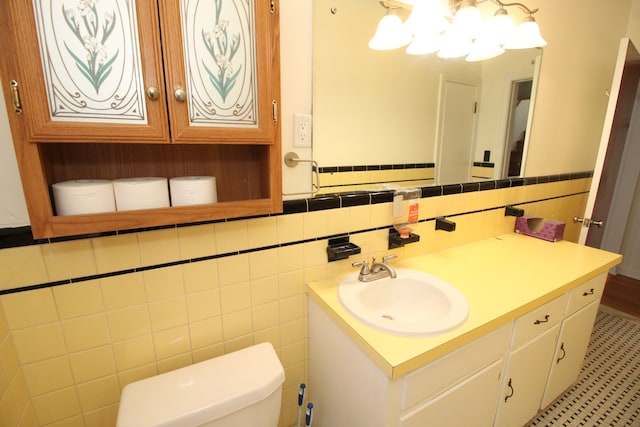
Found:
116,342 -> 285,427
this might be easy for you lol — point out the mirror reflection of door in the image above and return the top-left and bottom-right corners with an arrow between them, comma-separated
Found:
436,77 -> 479,185
503,79 -> 533,178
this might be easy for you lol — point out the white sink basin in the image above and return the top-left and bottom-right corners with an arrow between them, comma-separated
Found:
338,268 -> 469,336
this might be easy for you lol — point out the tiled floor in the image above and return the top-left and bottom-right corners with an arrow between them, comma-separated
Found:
529,307 -> 640,426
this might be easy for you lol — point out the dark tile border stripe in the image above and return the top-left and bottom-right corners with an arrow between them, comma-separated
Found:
318,163 -> 436,173
0,172 -> 593,251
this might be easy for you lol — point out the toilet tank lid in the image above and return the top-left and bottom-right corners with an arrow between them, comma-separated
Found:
116,342 -> 285,427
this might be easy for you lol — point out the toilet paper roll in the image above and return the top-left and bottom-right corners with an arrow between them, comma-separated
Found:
169,176 -> 218,207
52,179 -> 116,216
113,177 -> 170,211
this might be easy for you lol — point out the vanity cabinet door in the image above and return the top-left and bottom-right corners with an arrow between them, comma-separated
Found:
541,300 -> 600,408
4,0 -> 168,143
494,325 -> 559,427
400,360 -> 503,427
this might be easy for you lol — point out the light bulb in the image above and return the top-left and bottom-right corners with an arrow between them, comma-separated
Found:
488,8 -> 515,46
437,28 -> 473,59
406,31 -> 443,55
405,0 -> 450,36
451,4 -> 483,40
369,10 -> 413,51
504,16 -> 547,49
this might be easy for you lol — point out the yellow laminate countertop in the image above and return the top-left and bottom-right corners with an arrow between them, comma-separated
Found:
307,233 -> 622,379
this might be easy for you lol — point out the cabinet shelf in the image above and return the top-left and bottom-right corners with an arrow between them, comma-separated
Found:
41,143 -> 274,203
35,143 -> 280,238
46,198 -> 276,238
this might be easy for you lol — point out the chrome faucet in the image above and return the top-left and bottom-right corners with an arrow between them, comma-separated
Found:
352,255 -> 397,282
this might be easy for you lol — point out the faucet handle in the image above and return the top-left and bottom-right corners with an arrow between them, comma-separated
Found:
382,254 -> 397,264
352,260 -> 370,274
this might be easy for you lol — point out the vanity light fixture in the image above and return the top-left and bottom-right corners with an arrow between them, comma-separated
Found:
369,0 -> 547,62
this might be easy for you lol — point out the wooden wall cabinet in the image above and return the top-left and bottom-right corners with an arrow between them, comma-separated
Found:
0,0 -> 281,238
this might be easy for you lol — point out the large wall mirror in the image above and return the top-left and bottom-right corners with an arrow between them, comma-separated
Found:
312,0 -> 542,192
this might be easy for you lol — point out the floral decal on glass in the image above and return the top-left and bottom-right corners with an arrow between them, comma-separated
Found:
181,0 -> 258,127
202,0 -> 241,103
32,0 -> 146,123
61,0 -> 118,94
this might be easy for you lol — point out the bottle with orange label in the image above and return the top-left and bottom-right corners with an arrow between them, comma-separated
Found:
392,188 -> 420,238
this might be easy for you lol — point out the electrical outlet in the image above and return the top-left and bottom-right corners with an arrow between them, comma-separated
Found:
293,113 -> 312,148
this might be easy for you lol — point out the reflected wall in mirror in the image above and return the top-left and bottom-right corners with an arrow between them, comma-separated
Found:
312,0 -> 542,192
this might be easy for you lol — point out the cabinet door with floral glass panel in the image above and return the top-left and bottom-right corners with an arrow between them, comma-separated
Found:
6,0 -> 169,143
159,0 -> 279,144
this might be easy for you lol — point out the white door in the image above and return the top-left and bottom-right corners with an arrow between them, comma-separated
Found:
578,38 -> 637,244
436,77 -> 479,184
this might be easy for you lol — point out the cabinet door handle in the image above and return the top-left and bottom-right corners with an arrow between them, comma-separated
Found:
533,314 -> 550,325
174,88 -> 187,102
556,342 -> 566,364
146,86 -> 160,100
504,378 -> 514,402
583,288 -> 595,296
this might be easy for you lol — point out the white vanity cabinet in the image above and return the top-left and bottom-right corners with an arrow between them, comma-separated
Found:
541,273 -> 606,407
495,295 -> 567,427
306,236 -> 620,427
308,299 -> 512,427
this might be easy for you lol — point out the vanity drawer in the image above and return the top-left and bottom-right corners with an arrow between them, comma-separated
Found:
402,323 -> 511,410
511,295 -> 568,348
566,272 -> 606,314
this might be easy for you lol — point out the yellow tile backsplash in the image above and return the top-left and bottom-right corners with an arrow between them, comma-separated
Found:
185,289 -> 221,321
214,220 -> 248,253
76,375 -> 120,413
42,240 -> 97,283
217,253 -> 250,286
61,314 -> 110,353
0,179 -> 591,426
31,387 -> 81,425
147,297 -> 188,331
182,259 -> 219,293
68,346 -> 116,384
176,223 -> 216,260
143,265 -> 184,301
22,356 -> 74,396
100,273 -> 146,310
137,228 -> 180,267
53,281 -> 103,320
106,306 -> 151,342
0,245 -> 48,291
12,324 -> 67,364
112,335 -> 155,372
91,233 -> 141,274
2,289 -> 58,329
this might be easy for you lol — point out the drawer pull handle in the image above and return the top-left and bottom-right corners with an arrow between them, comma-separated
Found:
504,378 -> 514,402
557,342 -> 566,364
533,314 -> 550,325
583,288 -> 595,296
